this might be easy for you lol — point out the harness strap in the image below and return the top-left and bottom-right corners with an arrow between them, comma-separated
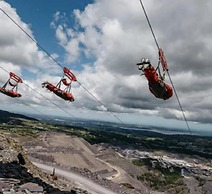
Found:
156,48 -> 168,81
159,48 -> 168,71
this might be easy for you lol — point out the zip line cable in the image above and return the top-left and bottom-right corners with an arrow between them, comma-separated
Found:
17,99 -> 49,118
0,7 -> 63,69
139,0 -> 160,50
77,82 -> 124,124
139,0 -> 192,135
0,7 -> 124,125
166,71 -> 192,135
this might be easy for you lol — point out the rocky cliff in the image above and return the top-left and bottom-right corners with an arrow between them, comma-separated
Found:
0,133 -> 88,194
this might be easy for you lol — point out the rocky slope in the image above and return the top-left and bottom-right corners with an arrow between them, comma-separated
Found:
0,133 -> 90,194
17,131 -> 147,194
0,109 -> 211,194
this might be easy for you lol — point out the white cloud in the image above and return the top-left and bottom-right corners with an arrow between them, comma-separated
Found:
0,2 -> 34,67
55,25 -> 68,46
0,1 -> 56,73
50,0 -> 212,125
0,1 -> 62,111
1,0 -> 212,127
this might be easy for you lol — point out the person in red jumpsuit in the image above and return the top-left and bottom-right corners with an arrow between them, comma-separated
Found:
137,58 -> 173,100
42,81 -> 74,102
0,88 -> 22,98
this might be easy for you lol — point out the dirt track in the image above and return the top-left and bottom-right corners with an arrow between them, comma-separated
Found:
16,131 -> 150,194
34,162 -> 117,194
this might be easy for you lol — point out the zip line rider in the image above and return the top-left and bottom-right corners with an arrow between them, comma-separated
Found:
0,72 -> 22,98
137,58 -> 173,100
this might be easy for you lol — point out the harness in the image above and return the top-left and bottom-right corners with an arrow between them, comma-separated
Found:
156,49 -> 168,81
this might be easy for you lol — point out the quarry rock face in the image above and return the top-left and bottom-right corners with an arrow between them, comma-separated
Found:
0,133 -> 87,194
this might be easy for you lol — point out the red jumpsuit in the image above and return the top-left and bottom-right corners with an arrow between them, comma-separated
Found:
43,82 -> 74,102
0,88 -> 21,98
144,66 -> 173,100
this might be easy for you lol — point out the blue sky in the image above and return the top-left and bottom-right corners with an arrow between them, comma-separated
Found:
1,0 -> 212,134
5,0 -> 93,68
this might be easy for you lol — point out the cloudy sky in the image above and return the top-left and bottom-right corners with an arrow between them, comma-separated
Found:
0,0 -> 212,132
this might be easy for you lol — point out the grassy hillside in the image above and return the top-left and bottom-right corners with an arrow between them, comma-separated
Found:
0,109 -> 37,123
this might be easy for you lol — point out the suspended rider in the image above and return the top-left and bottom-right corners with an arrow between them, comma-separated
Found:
137,57 -> 173,100
0,72 -> 22,98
